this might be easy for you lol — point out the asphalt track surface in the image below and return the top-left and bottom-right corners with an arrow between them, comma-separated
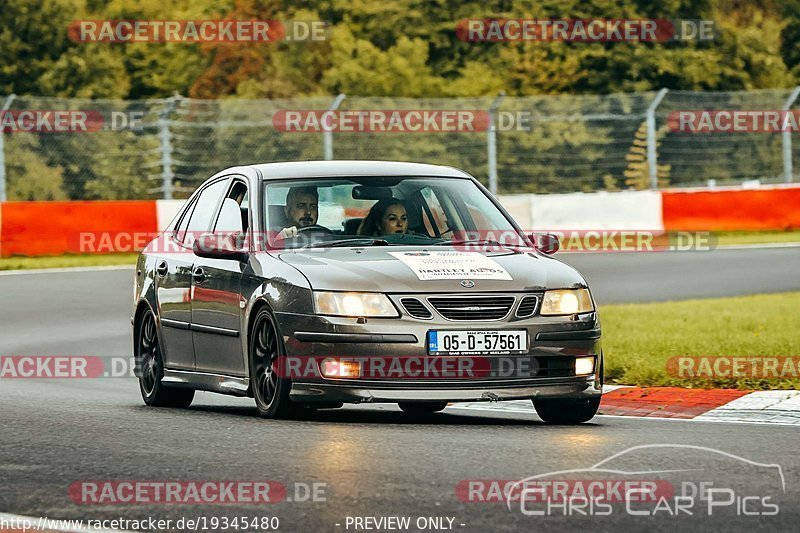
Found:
1,247 -> 799,532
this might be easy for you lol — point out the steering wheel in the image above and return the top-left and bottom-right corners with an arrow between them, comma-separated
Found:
296,224 -> 335,234
393,231 -> 430,238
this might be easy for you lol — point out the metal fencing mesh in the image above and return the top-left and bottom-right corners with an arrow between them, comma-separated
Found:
1,90 -> 798,200
496,93 -> 657,193
657,89 -> 795,187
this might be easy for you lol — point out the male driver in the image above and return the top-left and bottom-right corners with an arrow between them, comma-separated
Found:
276,186 -> 319,239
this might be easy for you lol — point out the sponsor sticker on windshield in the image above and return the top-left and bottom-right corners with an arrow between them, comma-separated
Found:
388,251 -> 512,281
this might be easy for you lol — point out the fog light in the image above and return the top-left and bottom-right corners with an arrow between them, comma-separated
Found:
575,356 -> 595,376
320,358 -> 361,379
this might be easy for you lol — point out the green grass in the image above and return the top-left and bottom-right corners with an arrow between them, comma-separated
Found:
0,253 -> 139,271
601,292 -> 800,390
711,230 -> 800,246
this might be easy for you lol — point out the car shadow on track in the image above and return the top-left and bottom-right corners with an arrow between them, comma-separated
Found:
132,402 -> 602,427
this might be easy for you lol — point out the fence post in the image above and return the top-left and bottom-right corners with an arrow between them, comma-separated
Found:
0,94 -> 18,202
487,92 -> 505,194
158,95 -> 180,200
323,94 -> 346,160
646,88 -> 669,189
782,87 -> 800,183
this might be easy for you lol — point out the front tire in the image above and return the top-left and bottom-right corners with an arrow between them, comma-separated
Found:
533,397 -> 600,424
249,307 -> 300,419
136,309 -> 194,408
398,401 -> 448,414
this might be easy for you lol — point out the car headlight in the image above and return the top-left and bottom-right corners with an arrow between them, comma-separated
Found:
540,289 -> 594,316
313,291 -> 398,317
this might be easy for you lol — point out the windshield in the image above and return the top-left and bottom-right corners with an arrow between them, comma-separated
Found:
263,176 -> 529,249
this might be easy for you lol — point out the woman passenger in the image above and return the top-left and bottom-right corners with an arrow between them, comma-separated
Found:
357,200 -> 409,236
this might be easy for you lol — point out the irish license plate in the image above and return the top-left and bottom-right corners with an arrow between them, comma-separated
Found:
427,330 -> 527,355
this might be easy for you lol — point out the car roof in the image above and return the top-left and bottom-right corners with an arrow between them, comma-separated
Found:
251,160 -> 473,180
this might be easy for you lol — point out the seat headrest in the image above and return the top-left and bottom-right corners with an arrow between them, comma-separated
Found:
268,205 -> 288,229
404,200 -> 423,232
343,217 -> 363,235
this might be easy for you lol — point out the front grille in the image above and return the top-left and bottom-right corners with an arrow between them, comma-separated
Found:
515,295 -> 539,318
400,297 -> 432,319
427,296 -> 515,321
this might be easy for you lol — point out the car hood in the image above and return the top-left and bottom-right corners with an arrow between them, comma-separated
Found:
275,246 -> 588,293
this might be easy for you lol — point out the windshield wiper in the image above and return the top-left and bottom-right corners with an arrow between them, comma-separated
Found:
306,238 -> 390,248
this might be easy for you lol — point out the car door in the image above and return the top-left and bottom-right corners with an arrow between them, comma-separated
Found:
190,178 -> 249,376
156,177 -> 229,371
155,195 -> 196,371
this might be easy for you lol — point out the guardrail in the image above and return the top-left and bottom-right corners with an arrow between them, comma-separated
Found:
1,185 -> 799,256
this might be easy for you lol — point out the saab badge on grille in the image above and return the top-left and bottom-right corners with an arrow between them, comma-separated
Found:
460,280 -> 475,288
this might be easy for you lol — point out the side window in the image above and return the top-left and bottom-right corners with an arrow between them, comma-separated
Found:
464,197 -> 491,231
183,179 -> 228,245
213,180 -> 249,234
419,187 -> 454,236
174,197 -> 197,244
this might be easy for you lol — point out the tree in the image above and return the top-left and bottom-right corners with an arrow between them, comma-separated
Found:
5,135 -> 67,201
623,121 -> 671,189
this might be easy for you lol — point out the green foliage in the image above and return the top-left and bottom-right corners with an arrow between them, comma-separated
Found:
5,135 -> 67,200
0,0 -> 132,98
81,130 -> 157,199
2,0 -> 798,99
322,28 -> 444,97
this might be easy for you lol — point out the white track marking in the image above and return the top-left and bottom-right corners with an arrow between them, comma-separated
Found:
449,389 -> 800,427
0,265 -> 134,276
713,242 -> 800,250
448,404 -> 800,427
695,390 -> 800,424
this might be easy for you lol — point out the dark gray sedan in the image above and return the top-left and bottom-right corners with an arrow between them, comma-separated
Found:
133,161 -> 602,423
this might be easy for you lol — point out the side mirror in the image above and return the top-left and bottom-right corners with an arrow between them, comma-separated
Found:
532,233 -> 560,255
193,232 -> 248,261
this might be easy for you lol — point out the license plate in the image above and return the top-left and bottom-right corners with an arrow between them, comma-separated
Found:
427,330 -> 527,355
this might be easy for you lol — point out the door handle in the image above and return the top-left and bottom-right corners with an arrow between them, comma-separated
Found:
156,261 -> 168,277
192,267 -> 206,284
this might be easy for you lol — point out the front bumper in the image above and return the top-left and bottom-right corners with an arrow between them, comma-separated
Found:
289,377 -> 600,404
276,308 -> 602,405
